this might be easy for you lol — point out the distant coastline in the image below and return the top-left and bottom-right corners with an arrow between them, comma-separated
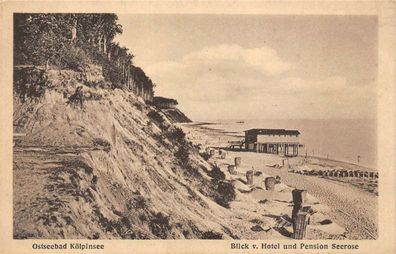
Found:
185,119 -> 377,170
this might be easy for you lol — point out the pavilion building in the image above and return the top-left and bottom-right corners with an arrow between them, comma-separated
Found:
244,128 -> 302,157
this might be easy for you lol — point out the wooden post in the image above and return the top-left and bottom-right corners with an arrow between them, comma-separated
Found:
235,157 -> 242,168
291,189 -> 307,222
228,165 -> 236,175
246,170 -> 254,185
292,189 -> 307,204
264,177 -> 276,191
293,211 -> 309,239
291,189 -> 309,239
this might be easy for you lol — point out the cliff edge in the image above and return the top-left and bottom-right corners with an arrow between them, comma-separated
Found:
13,66 -> 233,239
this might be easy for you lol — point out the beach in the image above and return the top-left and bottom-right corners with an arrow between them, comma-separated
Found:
183,119 -> 377,168
180,122 -> 378,240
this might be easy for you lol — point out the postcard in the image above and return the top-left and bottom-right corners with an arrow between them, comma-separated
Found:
0,1 -> 395,253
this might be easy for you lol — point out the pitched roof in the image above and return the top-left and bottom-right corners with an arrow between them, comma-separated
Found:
244,128 -> 300,136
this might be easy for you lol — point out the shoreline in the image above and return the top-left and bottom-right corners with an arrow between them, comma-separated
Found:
180,121 -> 378,239
302,155 -> 376,172
182,121 -> 377,171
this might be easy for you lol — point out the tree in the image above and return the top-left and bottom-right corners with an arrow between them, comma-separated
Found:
14,14 -> 71,65
70,14 -> 77,42
14,13 -> 154,99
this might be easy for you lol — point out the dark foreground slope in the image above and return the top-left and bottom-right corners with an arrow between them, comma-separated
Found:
13,66 -> 349,240
13,66 -> 236,239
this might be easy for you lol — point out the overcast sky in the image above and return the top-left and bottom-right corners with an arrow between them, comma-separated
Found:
115,14 -> 377,121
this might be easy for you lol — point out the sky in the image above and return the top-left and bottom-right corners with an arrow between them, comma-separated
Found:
115,14 -> 377,121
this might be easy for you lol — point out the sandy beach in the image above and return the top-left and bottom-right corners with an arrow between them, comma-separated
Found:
180,122 -> 378,240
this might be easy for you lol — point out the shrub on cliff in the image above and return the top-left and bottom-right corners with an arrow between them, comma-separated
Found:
57,46 -> 90,71
208,165 -> 225,182
200,152 -> 211,161
14,67 -> 47,102
215,181 -> 236,208
149,212 -> 173,239
101,60 -> 124,88
167,127 -> 186,144
148,110 -> 166,129
175,145 -> 190,167
201,230 -> 223,239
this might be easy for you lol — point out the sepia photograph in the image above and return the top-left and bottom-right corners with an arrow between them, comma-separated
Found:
1,1 -> 395,253
12,12 -> 378,241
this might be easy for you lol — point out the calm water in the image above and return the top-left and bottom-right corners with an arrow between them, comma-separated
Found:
208,119 -> 377,169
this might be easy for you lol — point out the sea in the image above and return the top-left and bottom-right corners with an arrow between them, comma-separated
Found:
206,118 -> 377,169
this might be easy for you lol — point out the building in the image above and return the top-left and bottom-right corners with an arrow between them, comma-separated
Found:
244,128 -> 302,157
